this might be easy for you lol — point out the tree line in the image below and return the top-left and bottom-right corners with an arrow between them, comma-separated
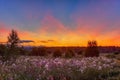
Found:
0,29 -> 100,62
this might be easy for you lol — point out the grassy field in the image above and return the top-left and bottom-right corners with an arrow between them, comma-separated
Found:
0,53 -> 120,80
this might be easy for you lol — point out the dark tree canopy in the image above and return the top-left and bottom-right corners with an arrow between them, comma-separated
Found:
84,40 -> 99,57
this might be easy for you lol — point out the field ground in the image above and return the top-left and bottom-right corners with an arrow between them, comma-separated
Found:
0,53 -> 120,80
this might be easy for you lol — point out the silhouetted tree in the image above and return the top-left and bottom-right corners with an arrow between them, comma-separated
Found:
1,29 -> 20,62
8,29 -> 19,48
84,40 -> 99,57
7,29 -> 20,54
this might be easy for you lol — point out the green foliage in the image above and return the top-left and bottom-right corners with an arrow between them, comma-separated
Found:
84,40 -> 99,57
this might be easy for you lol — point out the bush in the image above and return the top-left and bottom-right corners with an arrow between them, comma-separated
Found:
114,51 -> 119,55
0,44 -> 9,62
30,47 -> 47,56
19,46 -> 29,55
105,54 -> 116,59
77,50 -> 83,55
84,41 -> 99,57
0,44 -> 20,62
53,49 -> 62,57
37,47 -> 47,56
65,49 -> 75,58
30,47 -> 37,56
0,44 -> 6,56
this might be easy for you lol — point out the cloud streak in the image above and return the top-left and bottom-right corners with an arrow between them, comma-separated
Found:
19,40 -> 34,43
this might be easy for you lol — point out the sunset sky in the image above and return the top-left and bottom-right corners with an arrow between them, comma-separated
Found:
0,0 -> 120,46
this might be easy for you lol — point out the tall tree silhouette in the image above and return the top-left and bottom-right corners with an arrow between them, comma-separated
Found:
0,30 -> 20,62
8,29 -> 20,48
6,29 -> 20,62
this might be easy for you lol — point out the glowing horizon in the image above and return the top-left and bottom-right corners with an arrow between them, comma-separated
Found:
0,0 -> 120,46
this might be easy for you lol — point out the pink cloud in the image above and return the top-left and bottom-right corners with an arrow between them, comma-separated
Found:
0,22 -> 9,34
0,22 -> 10,42
39,14 -> 67,35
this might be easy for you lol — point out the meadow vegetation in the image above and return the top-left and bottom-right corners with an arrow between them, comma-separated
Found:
0,30 -> 120,80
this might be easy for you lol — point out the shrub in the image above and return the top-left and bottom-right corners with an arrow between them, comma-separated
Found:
84,40 -> 99,57
0,44 -> 9,62
0,44 -> 6,56
37,47 -> 47,56
19,46 -> 28,55
77,50 -> 83,55
105,54 -> 116,59
114,51 -> 119,55
30,47 -> 47,56
53,49 -> 62,57
65,49 -> 75,58
30,47 -> 37,56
